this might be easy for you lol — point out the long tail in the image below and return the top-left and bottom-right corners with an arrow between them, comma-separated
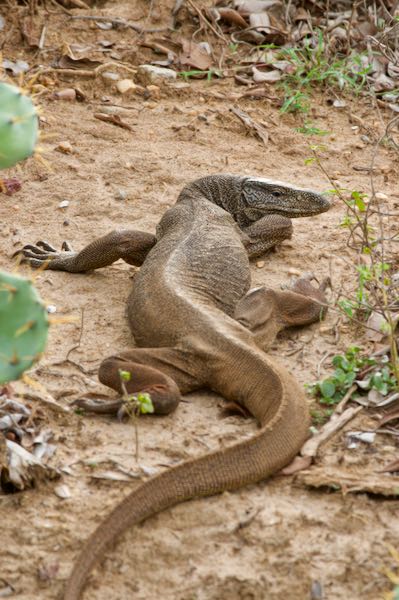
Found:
64,341 -> 309,600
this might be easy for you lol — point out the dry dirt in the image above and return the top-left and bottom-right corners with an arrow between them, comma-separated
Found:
1,2 -> 399,600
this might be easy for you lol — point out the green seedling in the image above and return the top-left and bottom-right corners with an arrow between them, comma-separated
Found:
119,369 -> 154,461
0,271 -> 49,383
307,346 -> 397,405
0,82 -> 39,169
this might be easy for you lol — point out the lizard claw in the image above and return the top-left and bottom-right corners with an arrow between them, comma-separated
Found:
13,240 -> 76,270
36,240 -> 58,252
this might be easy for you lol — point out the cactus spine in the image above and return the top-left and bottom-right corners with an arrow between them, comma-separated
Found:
0,82 -> 39,169
0,271 -> 49,383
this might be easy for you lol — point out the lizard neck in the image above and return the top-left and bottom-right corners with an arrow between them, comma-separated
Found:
177,174 -> 247,225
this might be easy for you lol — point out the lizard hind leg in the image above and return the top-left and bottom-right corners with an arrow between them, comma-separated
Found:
235,275 -> 329,352
74,350 -> 183,417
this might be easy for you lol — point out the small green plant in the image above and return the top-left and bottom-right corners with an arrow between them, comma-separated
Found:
277,31 -> 371,113
295,122 -> 330,135
0,82 -> 39,169
307,346 -> 397,405
119,369 -> 154,461
0,271 -> 49,383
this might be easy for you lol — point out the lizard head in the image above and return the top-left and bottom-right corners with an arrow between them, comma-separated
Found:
240,177 -> 331,222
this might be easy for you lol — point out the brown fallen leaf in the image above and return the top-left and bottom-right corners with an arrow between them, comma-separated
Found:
20,15 -> 42,48
230,106 -> 269,145
179,39 -> 212,71
378,409 -> 399,428
0,177 -> 22,196
218,7 -> 248,29
94,113 -> 133,131
379,458 -> 399,473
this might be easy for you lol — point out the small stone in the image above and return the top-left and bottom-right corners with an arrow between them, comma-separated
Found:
54,484 -> 71,499
101,71 -> 120,83
54,88 -> 76,101
137,64 -> 177,85
116,79 -> 136,95
63,219 -> 70,226
146,84 -> 160,99
47,305 -> 57,314
319,325 -> 333,334
256,260 -> 265,268
56,141 -> 73,154
287,267 -> 301,276
58,200 -> 69,209
100,106 -> 120,115
115,189 -> 127,201
375,192 -> 389,201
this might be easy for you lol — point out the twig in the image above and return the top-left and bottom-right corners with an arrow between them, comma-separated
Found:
301,405 -> 363,458
335,384 -> 357,414
66,308 -> 84,360
185,0 -> 227,42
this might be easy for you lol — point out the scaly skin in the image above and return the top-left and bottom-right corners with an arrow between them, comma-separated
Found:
16,174 -> 330,599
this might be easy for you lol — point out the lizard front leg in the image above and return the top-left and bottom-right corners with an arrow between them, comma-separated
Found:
14,229 -> 156,272
241,214 -> 293,259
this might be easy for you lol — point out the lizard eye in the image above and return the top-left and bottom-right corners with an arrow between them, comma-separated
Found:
272,190 -> 282,198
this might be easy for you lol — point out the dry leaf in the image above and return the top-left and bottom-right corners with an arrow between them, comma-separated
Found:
1,438 -> 59,492
379,458 -> 399,473
235,0 -> 281,12
20,16 -> 42,48
249,12 -> 272,34
218,7 -> 248,28
230,106 -> 269,145
378,409 -> 399,428
179,39 -> 212,71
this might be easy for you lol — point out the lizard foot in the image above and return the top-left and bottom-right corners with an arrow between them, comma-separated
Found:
73,383 -> 180,420
13,240 -> 77,270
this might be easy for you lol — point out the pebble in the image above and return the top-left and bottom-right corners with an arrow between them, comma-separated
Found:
319,325 -> 333,334
54,484 -> 71,499
58,200 -> 69,209
256,260 -> 265,268
375,192 -> 388,201
101,71 -> 120,83
56,141 -> 73,154
116,79 -> 136,95
287,267 -> 301,276
146,84 -> 160,99
54,88 -> 76,101
115,189 -> 127,201
137,64 -> 177,85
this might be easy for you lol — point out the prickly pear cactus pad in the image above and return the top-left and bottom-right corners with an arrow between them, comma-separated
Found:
0,271 -> 48,383
0,82 -> 39,169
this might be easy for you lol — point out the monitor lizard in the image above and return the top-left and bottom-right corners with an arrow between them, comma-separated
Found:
17,174 -> 331,599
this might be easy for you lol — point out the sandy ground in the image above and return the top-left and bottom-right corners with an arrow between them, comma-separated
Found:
1,3 -> 399,599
